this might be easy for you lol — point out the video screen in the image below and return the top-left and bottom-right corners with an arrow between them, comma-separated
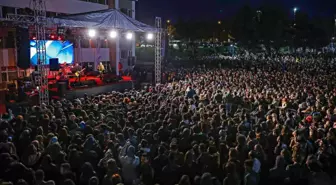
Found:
30,40 -> 74,65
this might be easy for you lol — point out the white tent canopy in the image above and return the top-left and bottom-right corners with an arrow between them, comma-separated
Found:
48,9 -> 156,32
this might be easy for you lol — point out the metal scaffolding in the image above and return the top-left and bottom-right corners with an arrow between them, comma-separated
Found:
33,0 -> 49,105
155,17 -> 162,84
1,0 -> 49,105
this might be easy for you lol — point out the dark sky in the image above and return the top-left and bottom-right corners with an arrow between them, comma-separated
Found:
137,0 -> 336,24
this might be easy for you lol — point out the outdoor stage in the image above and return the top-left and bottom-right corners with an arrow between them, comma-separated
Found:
1,75 -> 134,114
48,75 -> 133,99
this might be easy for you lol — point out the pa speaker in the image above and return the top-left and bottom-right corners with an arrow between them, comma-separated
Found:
49,58 -> 60,71
16,27 -> 30,69
57,81 -> 68,97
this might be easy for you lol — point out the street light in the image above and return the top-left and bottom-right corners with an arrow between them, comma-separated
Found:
293,7 -> 298,13
293,7 -> 298,24
167,20 -> 170,24
218,21 -> 221,25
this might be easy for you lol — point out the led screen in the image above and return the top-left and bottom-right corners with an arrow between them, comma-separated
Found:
30,40 -> 74,65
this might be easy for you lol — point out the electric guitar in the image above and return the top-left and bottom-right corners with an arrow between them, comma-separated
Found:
75,68 -> 86,77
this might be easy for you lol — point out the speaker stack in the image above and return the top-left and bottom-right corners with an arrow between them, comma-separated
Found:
16,27 -> 30,69
49,58 -> 60,71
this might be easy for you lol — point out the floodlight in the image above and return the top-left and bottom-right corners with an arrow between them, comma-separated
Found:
88,29 -> 96,38
110,30 -> 118,38
146,33 -> 154,40
126,32 -> 133,40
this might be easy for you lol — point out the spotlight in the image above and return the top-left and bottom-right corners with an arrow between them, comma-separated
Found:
57,35 -> 64,41
109,30 -> 117,38
88,29 -> 96,38
126,32 -> 133,40
146,33 -> 154,40
49,34 -> 56,40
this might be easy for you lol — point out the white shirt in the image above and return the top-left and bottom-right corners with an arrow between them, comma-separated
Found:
253,158 -> 261,173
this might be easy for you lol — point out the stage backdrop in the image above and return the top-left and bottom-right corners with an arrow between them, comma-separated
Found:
30,40 -> 74,65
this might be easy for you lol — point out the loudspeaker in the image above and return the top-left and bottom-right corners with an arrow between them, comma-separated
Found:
70,80 -> 96,88
49,58 -> 59,71
103,73 -> 118,83
16,27 -> 30,69
57,81 -> 68,97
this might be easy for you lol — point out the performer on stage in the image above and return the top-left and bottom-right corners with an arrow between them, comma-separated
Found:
73,63 -> 84,82
59,65 -> 68,80
97,62 -> 105,80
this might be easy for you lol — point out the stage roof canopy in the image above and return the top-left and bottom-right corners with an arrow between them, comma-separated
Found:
48,9 -> 156,32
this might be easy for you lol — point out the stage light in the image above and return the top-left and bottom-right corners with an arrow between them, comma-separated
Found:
146,33 -> 154,40
88,29 -> 96,38
57,35 -> 64,41
49,34 -> 56,40
109,30 -> 118,38
126,32 -> 133,40
57,27 -> 65,35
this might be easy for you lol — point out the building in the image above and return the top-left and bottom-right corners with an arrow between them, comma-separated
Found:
0,0 -> 136,83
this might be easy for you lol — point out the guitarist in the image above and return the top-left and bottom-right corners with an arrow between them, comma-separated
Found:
73,63 -> 85,83
97,62 -> 105,80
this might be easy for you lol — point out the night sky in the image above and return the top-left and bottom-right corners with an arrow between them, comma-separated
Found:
137,0 -> 336,23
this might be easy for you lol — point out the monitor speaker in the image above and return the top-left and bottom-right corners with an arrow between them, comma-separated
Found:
49,58 -> 60,71
16,27 -> 30,69
57,81 -> 68,97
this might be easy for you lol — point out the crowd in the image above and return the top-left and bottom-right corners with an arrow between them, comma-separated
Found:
1,53 -> 336,185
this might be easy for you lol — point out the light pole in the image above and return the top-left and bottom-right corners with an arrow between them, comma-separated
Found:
293,7 -> 298,24
334,15 -> 336,37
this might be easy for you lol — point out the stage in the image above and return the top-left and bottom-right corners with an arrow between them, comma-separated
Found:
48,75 -> 133,99
2,76 -> 134,114
56,80 -> 133,99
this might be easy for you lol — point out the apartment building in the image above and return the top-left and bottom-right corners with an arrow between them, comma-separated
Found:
0,0 -> 136,82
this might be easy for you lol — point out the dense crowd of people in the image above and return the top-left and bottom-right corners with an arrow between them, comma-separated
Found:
1,53 -> 336,185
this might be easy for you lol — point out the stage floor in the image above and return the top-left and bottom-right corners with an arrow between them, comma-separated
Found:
60,80 -> 133,99
48,75 -> 133,99
0,75 -> 133,113
48,75 -> 132,86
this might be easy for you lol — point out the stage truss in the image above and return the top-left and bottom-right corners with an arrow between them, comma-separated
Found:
155,17 -> 162,84
33,0 -> 49,105
1,0 -> 49,105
